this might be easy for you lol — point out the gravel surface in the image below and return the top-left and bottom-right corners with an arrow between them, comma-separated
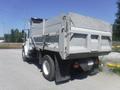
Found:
0,49 -> 120,90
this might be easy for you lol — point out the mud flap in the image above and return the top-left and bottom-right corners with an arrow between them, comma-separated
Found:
54,55 -> 71,84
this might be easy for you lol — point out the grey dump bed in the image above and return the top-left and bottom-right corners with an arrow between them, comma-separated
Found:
30,12 -> 112,59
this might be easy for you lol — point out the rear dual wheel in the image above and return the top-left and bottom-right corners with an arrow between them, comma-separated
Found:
42,55 -> 55,81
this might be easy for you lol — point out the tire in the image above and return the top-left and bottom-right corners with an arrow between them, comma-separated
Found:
42,55 -> 55,81
22,49 -> 28,61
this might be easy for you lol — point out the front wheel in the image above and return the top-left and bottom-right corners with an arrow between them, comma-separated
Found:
42,55 -> 55,81
22,49 -> 28,61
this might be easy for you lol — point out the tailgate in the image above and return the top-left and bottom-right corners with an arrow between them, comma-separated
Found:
68,27 -> 112,54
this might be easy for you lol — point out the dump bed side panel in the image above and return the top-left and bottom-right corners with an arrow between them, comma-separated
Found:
43,16 -> 63,51
30,15 -> 65,53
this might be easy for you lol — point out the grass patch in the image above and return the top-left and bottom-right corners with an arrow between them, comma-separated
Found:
112,41 -> 120,52
112,68 -> 120,75
0,43 -> 22,49
112,45 -> 120,52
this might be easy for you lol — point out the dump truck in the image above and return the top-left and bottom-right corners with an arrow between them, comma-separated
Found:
22,12 -> 112,83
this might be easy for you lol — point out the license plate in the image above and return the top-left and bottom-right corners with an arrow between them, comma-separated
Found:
88,61 -> 94,66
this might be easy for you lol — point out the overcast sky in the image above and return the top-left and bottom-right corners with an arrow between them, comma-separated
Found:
0,0 -> 117,36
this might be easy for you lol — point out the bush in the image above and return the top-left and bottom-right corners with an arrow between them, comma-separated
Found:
112,68 -> 120,75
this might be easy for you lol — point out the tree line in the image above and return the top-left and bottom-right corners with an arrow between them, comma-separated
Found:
113,0 -> 120,41
4,29 -> 26,43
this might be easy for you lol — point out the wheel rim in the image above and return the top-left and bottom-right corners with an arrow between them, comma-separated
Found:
43,60 -> 50,75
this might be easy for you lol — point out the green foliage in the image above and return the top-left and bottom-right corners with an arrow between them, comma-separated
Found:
4,29 -> 26,43
112,68 -> 120,75
113,0 -> 120,41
